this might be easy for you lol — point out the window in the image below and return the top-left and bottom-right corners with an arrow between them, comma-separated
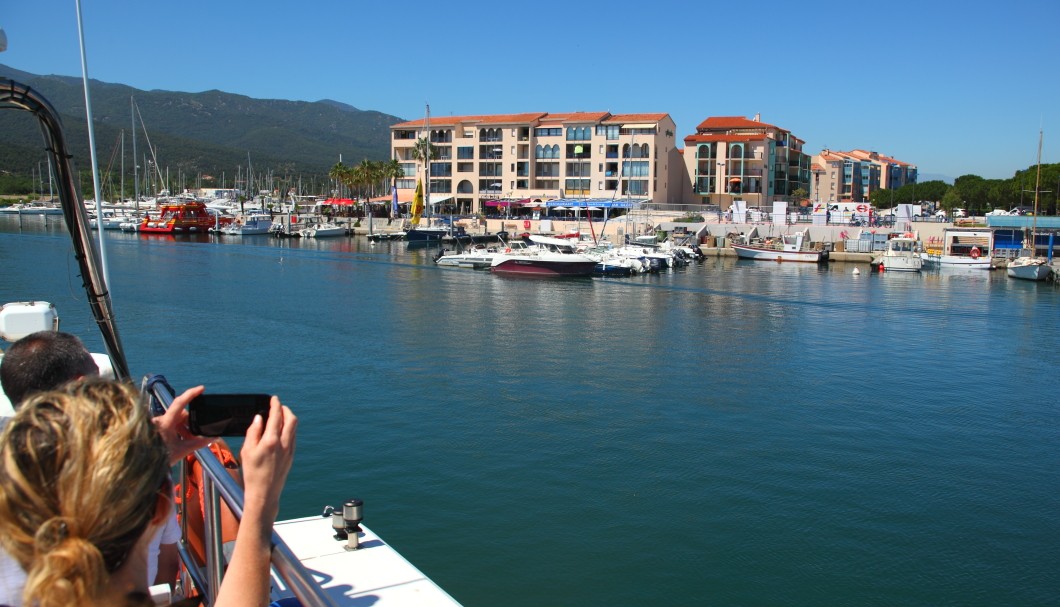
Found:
534,127 -> 562,137
566,126 -> 591,141
595,125 -> 619,140
457,147 -> 474,159
622,161 -> 649,177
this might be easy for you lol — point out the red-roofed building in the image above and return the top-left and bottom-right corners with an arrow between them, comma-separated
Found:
682,114 -> 810,209
808,149 -> 917,203
390,111 -> 680,214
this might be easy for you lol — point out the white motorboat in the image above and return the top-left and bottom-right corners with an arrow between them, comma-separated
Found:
219,212 -> 273,235
302,222 -> 346,238
489,235 -> 597,276
732,228 -> 827,263
435,243 -> 509,269
880,236 -> 923,272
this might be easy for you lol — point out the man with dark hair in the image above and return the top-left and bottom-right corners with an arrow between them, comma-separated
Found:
0,330 -> 98,407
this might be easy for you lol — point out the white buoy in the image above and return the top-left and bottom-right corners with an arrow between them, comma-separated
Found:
852,267 -> 861,276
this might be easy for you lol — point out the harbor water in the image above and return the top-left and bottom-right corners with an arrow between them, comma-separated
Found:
2,217 -> 1058,606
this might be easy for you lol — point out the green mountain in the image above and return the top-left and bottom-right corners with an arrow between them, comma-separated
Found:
0,64 -> 403,196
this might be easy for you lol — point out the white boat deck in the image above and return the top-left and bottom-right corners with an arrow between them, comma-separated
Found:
271,516 -> 461,606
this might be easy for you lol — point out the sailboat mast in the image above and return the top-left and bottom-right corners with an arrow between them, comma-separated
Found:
425,103 -> 431,221
131,97 -> 141,210
1030,128 -> 1043,255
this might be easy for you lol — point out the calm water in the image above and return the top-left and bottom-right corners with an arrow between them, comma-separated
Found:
2,216 -> 1058,606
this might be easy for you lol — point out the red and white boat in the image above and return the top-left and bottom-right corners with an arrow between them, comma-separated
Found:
489,235 -> 597,277
140,201 -> 231,233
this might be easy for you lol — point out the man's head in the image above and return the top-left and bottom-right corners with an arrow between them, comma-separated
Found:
0,331 -> 98,407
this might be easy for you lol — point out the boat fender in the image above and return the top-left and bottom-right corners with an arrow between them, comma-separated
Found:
291,215 -> 298,224
970,246 -> 981,259
505,247 -> 512,253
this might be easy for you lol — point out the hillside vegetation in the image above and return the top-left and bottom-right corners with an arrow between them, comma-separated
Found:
0,64 -> 402,197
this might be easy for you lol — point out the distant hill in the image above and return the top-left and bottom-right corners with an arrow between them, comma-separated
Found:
0,64 -> 404,195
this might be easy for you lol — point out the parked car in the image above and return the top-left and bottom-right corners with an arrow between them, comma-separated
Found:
986,209 -> 1010,216
953,208 -> 968,218
1009,206 -> 1034,216
934,210 -> 948,219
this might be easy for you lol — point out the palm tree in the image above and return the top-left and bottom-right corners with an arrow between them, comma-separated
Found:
381,159 -> 404,222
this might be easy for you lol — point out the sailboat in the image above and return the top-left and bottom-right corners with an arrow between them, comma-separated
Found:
404,104 -> 449,244
1007,129 -> 1053,281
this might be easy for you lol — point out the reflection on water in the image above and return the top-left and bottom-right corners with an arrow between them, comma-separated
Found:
2,216 -> 1058,607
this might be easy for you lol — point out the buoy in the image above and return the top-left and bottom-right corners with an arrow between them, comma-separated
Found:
852,268 -> 861,275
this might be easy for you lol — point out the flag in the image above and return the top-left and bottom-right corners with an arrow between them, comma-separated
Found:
411,180 -> 423,226
391,185 -> 399,219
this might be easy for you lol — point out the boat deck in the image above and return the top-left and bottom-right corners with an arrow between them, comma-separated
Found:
271,516 -> 461,606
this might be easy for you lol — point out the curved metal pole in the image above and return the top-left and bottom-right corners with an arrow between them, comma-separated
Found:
0,78 -> 130,379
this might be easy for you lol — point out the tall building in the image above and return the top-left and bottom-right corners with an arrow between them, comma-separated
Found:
389,112 -> 680,214
809,149 -> 917,204
682,115 -> 810,209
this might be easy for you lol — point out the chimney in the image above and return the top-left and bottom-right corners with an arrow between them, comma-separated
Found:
752,113 -> 761,122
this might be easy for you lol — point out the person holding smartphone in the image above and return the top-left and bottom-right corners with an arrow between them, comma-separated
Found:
0,379 -> 297,607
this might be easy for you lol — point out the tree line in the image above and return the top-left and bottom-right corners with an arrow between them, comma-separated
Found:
868,163 -> 1060,215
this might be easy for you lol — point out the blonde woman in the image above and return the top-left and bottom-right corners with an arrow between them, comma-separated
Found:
0,379 -> 296,607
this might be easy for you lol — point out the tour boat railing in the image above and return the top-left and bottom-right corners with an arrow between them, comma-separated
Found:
146,382 -> 338,607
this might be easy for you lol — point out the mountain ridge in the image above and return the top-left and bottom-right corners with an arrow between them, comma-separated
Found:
0,64 -> 403,193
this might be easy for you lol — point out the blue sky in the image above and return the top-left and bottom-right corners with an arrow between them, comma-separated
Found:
4,0 -> 1058,180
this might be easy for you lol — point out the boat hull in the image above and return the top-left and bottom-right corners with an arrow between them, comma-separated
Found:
732,244 -> 825,263
921,253 -> 992,269
1006,259 -> 1051,281
405,227 -> 447,242
490,258 -> 596,276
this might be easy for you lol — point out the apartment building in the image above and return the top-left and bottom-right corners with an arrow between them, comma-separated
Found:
809,149 -> 917,204
390,112 -> 680,214
683,114 -> 810,209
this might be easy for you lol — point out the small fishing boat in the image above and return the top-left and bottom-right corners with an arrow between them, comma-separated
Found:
879,235 -> 923,272
732,228 -> 827,263
218,212 -> 273,235
301,222 -> 346,238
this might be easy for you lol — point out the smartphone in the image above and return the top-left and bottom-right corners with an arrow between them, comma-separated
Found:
187,393 -> 271,437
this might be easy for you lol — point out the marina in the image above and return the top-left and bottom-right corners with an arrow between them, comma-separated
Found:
1,214 -> 1058,606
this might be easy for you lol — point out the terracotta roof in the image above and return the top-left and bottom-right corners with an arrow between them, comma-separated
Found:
392,111 -> 673,130
683,134 -> 764,144
603,113 -> 670,124
545,111 -> 612,123
392,112 -> 548,128
695,115 -> 781,132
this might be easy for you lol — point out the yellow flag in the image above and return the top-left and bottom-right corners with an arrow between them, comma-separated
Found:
410,179 -> 424,226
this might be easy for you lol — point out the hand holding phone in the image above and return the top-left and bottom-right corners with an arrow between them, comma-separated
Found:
188,393 -> 272,436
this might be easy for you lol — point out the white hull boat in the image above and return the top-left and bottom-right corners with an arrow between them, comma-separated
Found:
922,228 -> 993,269
732,229 -> 826,263
219,213 -> 273,235
880,236 -> 923,272
1006,257 -> 1051,281
302,222 -> 345,238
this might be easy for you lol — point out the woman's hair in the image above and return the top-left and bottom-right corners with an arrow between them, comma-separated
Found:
0,378 -> 170,607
